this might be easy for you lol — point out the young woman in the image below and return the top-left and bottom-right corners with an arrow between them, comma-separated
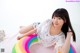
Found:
17,8 -> 76,53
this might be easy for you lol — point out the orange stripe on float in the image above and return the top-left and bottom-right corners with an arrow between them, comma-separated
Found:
18,37 -> 27,53
15,37 -> 27,53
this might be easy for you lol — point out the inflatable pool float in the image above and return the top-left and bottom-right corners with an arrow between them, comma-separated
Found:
12,34 -> 76,53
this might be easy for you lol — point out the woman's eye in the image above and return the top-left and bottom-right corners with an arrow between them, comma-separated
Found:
53,17 -> 55,19
58,17 -> 61,20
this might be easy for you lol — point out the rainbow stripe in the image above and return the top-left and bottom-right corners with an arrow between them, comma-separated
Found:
12,34 -> 76,53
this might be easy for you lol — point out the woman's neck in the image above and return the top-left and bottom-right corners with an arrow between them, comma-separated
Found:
50,24 -> 62,35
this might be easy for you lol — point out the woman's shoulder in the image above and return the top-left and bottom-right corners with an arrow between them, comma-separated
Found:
45,19 -> 52,23
34,19 -> 52,29
41,19 -> 52,25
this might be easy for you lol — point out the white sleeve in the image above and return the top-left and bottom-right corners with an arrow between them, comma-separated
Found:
56,35 -> 65,47
33,22 -> 40,29
37,19 -> 51,34
32,19 -> 51,34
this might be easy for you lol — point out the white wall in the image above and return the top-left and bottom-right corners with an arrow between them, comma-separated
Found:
0,0 -> 80,53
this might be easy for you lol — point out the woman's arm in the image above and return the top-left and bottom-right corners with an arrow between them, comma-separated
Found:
17,24 -> 38,40
58,32 -> 72,53
17,22 -> 41,40
17,28 -> 37,40
19,24 -> 34,34
21,28 -> 37,38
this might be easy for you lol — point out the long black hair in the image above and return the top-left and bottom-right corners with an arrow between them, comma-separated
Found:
52,8 -> 76,42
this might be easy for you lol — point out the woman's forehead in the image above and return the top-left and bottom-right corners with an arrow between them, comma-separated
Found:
53,16 -> 61,18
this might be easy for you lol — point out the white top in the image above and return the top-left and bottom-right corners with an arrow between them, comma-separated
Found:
33,19 -> 65,48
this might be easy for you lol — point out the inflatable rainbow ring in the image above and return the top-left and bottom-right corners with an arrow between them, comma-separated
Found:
12,34 -> 76,53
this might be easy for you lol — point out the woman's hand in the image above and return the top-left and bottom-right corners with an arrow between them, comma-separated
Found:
67,31 -> 73,37
17,34 -> 24,40
17,36 -> 22,40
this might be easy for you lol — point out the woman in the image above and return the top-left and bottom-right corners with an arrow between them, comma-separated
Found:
17,8 -> 76,53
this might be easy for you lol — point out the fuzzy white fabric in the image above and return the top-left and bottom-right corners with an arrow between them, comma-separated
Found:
33,19 -> 65,47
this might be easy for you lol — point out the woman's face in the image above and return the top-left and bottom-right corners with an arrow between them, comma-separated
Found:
52,16 -> 65,28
